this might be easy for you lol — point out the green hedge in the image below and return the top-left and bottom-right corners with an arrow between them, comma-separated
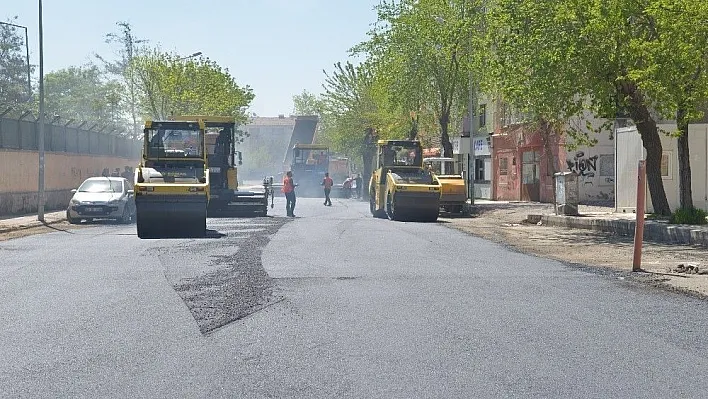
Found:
669,208 -> 708,225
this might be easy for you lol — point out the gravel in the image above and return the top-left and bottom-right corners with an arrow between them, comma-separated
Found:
161,216 -> 291,334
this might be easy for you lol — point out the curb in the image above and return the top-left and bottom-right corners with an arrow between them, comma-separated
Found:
0,217 -> 68,234
528,214 -> 708,248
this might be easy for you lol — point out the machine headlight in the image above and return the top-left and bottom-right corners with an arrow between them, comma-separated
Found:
70,199 -> 80,205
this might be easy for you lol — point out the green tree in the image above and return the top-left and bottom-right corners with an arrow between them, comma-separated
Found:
44,64 -> 125,126
292,89 -> 323,115
483,0 -> 684,215
483,0 -> 591,195
129,49 -> 255,125
628,1 -> 708,211
0,17 -> 33,107
318,61 -> 388,195
96,21 -> 148,137
354,0 -> 482,157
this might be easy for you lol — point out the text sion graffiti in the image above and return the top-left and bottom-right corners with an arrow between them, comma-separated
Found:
567,151 -> 598,177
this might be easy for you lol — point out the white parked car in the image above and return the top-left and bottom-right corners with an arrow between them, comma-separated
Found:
66,177 -> 135,224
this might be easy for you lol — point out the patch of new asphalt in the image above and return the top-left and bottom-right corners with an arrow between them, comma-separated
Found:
157,216 -> 291,334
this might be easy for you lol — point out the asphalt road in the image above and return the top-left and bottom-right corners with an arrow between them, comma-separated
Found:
2,197 -> 708,398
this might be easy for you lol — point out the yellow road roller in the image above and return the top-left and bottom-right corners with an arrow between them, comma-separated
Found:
369,140 -> 441,222
134,119 -> 209,238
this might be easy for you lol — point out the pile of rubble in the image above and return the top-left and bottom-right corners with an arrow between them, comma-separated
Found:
671,263 -> 708,275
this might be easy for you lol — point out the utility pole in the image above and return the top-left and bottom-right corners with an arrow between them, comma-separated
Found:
37,0 -> 45,222
468,70 -> 476,206
466,3 -> 477,206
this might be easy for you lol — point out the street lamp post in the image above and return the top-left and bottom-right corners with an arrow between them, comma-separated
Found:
0,21 -> 32,101
37,0 -> 45,222
468,66 -> 477,206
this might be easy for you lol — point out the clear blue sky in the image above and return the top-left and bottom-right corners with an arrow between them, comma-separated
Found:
4,0 -> 380,116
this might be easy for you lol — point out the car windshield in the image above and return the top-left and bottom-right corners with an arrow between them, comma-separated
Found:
78,179 -> 122,193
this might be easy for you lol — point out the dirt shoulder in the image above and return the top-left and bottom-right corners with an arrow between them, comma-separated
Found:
442,203 -> 708,298
0,221 -> 92,242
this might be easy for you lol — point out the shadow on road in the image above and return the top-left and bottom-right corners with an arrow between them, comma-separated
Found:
43,223 -> 79,234
138,229 -> 227,240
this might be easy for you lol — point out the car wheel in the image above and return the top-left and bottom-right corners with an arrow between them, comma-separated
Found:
66,210 -> 80,225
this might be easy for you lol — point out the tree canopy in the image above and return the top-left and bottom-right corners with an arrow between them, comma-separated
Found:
480,0 -> 708,215
129,49 -> 255,124
352,0 -> 482,157
0,17 -> 33,107
43,65 -> 125,126
292,89 -> 322,116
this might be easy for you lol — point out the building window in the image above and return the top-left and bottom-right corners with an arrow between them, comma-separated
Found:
475,158 -> 485,181
479,104 -> 486,127
499,157 -> 508,176
661,152 -> 671,178
522,150 -> 540,163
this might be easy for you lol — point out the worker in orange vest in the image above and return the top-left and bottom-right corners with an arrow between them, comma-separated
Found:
282,171 -> 297,217
322,172 -> 333,206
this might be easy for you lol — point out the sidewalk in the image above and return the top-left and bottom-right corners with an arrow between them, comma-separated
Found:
526,209 -> 708,248
465,199 -> 708,247
0,211 -> 67,234
445,200 -> 708,297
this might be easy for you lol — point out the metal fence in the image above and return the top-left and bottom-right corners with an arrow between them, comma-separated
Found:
0,109 -> 141,158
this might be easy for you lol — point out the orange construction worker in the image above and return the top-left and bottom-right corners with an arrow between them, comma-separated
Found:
322,172 -> 333,206
282,171 -> 296,217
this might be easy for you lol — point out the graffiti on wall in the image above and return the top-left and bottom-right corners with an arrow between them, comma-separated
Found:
567,151 -> 598,178
565,150 -> 615,202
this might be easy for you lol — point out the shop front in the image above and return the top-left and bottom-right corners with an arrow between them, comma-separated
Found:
492,127 -> 565,203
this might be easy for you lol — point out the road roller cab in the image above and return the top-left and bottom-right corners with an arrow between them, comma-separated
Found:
134,119 -> 209,238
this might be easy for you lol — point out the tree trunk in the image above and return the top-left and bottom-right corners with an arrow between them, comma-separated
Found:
676,106 -> 693,210
624,85 -> 671,215
361,129 -> 377,201
362,152 -> 373,200
408,114 -> 419,140
439,114 -> 454,158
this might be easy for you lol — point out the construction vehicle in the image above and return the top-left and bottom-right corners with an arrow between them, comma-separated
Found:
290,143 -> 330,197
329,155 -> 354,198
171,115 -> 274,216
134,119 -> 209,238
424,157 -> 467,214
369,140 -> 441,222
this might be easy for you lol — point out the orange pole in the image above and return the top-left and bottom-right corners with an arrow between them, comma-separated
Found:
632,160 -> 646,272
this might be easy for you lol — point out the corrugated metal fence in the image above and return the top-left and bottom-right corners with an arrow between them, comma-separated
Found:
0,112 -> 141,158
